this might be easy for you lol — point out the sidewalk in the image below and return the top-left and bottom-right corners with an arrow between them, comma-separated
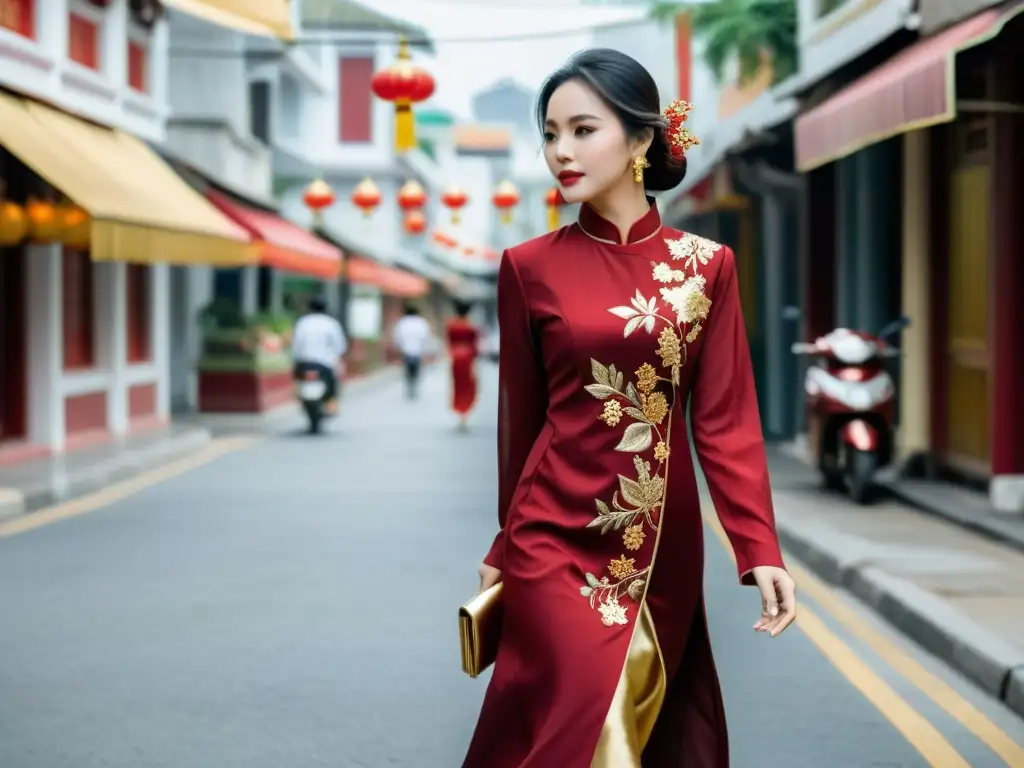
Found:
0,425 -> 211,521
0,363 -> 410,522
765,447 -> 1024,718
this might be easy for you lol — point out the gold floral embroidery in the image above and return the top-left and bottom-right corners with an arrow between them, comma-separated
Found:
608,555 -> 636,580
623,524 -> 646,550
579,231 -> 720,627
599,400 -> 622,426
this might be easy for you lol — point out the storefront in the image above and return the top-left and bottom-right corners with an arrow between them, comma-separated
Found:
794,4 -> 1024,511
190,188 -> 344,414
0,89 -> 253,463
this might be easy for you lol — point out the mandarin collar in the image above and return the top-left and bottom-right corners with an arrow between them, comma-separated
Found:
578,197 -> 662,245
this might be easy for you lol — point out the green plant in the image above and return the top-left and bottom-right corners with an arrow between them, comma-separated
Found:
249,310 -> 296,335
651,0 -> 798,86
198,297 -> 246,333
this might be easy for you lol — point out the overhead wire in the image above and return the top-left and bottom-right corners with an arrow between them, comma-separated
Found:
169,11 -> 665,57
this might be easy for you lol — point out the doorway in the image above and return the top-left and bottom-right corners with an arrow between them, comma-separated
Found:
0,247 -> 27,442
169,266 -> 190,415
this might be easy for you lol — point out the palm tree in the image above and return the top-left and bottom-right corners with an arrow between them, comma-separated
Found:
650,0 -> 798,86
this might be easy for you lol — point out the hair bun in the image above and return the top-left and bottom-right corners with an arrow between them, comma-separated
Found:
643,127 -> 687,192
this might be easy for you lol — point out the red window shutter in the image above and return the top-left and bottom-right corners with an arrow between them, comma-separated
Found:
127,41 -> 147,92
339,57 -> 374,143
0,0 -> 35,38
62,249 -> 95,370
68,14 -> 100,70
126,264 -> 151,363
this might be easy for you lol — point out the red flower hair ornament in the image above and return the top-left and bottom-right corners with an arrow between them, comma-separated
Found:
663,99 -> 699,161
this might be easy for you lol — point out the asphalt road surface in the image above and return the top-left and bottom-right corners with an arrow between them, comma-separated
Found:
1,363 -> 1022,768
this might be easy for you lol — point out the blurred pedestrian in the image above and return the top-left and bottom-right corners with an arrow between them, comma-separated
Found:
392,303 -> 432,400
445,300 -> 480,431
463,49 -> 796,767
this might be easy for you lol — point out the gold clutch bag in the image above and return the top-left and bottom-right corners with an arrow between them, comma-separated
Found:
459,583 -> 504,678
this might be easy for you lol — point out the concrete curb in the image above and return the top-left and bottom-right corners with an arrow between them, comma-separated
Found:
776,518 -> 1024,718
0,427 -> 212,523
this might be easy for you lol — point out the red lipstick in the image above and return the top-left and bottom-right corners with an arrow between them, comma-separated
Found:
557,170 -> 584,187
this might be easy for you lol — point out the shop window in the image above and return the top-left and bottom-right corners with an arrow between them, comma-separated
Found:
0,0 -> 34,38
62,248 -> 95,370
338,56 -> 374,143
126,264 -> 151,363
127,39 -> 148,92
68,13 -> 100,70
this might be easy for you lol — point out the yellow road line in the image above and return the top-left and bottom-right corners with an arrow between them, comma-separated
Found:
788,547 -> 1024,767
702,509 -> 972,768
0,437 -> 258,540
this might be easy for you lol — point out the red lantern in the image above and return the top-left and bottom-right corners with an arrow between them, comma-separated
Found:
403,210 -> 427,235
440,184 -> 469,224
397,179 -> 427,211
545,186 -> 565,232
492,180 -> 520,225
351,177 -> 382,217
371,36 -> 436,153
303,179 -> 336,213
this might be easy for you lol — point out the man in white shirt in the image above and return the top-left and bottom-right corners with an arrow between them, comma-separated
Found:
391,303 -> 433,400
291,297 -> 347,407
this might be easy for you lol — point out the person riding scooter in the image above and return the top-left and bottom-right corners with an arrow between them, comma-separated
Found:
291,297 -> 347,424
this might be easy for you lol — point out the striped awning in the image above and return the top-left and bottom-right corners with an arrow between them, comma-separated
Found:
795,4 -> 1023,172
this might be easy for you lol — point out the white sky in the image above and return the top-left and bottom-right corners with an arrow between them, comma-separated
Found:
365,0 -> 650,119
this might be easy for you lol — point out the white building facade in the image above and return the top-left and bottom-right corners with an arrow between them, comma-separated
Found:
0,0 -> 289,460
0,0 -> 173,461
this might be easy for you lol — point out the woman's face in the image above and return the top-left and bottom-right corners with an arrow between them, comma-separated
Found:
542,79 -> 648,205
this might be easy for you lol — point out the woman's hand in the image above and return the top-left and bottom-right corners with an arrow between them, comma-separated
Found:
478,563 -> 502,593
751,566 -> 797,637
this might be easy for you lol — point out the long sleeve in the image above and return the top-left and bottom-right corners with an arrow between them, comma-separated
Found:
690,247 -> 785,585
484,252 -> 548,570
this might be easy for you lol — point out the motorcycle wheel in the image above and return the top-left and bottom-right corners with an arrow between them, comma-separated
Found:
846,448 -> 877,504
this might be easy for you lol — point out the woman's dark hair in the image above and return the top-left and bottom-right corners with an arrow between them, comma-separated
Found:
453,300 -> 472,317
536,48 -> 686,192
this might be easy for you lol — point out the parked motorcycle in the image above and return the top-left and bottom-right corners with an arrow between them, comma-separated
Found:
792,317 -> 909,503
294,364 -> 337,435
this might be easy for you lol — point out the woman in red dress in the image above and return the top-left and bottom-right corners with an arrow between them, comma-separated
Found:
463,49 -> 797,767
446,300 -> 480,430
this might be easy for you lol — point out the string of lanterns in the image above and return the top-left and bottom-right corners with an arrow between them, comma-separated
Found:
294,33 -> 535,253
0,192 -> 92,249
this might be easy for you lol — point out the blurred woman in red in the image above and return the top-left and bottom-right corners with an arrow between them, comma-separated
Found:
446,300 -> 480,431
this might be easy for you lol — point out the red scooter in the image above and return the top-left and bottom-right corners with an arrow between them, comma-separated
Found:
792,317 -> 909,503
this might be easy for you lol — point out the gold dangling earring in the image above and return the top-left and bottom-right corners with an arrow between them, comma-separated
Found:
633,156 -> 651,184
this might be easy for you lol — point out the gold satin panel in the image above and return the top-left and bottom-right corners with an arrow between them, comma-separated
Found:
591,603 -> 667,766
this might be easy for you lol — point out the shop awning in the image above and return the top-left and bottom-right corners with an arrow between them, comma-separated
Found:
0,91 -> 253,266
376,265 -> 429,298
163,0 -> 294,39
347,256 -> 381,285
345,257 -> 427,297
207,190 -> 342,279
795,5 -> 1024,172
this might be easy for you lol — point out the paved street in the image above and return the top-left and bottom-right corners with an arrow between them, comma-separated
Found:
1,363 -> 1023,768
